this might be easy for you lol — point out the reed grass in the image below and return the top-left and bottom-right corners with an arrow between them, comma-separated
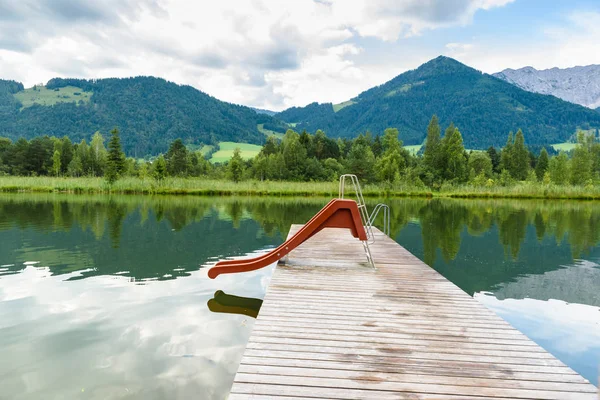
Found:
0,176 -> 598,200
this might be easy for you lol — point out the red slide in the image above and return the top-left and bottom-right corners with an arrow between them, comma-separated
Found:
208,199 -> 367,279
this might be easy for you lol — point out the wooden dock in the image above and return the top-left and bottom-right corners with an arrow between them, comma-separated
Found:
228,226 -> 598,399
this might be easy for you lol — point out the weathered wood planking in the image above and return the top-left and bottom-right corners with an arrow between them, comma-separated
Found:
229,226 -> 598,399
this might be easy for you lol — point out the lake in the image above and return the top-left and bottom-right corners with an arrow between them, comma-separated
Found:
0,194 -> 598,399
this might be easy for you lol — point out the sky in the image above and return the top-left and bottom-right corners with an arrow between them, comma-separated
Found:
1,0 -> 599,111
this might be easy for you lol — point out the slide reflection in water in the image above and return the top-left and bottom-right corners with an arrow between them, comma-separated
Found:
207,290 -> 263,319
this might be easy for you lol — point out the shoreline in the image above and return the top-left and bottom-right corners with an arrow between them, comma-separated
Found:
1,177 -> 600,200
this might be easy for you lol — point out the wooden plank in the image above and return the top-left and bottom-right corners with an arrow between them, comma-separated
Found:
233,373 -> 596,400
250,325 -> 545,348
237,365 -> 597,393
248,330 -> 551,358
253,316 -> 536,340
239,356 -> 590,384
244,342 -> 566,366
229,383 -> 517,400
228,226 -> 598,399
255,316 -> 532,343
242,349 -> 578,375
256,304 -> 516,322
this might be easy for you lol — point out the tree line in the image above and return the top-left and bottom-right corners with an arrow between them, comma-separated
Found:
0,129 -> 213,183
1,115 -> 600,188
225,115 -> 600,188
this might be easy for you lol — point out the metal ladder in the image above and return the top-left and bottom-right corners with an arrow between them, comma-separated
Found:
338,174 -> 390,268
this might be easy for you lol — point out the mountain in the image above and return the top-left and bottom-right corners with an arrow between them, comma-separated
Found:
276,56 -> 600,148
493,65 -> 600,109
0,77 -> 287,156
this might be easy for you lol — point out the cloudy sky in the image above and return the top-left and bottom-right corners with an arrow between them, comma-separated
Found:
1,0 -> 599,110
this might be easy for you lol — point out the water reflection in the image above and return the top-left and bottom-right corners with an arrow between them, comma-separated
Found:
0,194 -> 323,281
4,195 -> 600,283
0,263 -> 274,400
477,294 -> 600,387
207,290 -> 263,319
1,194 -> 600,389
390,198 -> 600,386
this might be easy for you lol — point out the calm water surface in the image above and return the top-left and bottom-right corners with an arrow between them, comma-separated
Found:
0,194 -> 598,399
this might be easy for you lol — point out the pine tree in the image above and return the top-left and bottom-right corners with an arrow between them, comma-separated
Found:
282,130 -> 307,180
261,136 -> 279,157
346,141 -> 375,182
441,125 -> 467,182
549,152 -> 569,185
228,148 -> 244,182
165,138 -> 188,176
500,132 -> 514,176
371,134 -> 383,158
535,148 -> 549,181
423,115 -> 442,181
105,128 -> 126,184
487,146 -> 500,174
299,130 -> 314,158
153,155 -> 167,181
376,128 -> 405,183
570,131 -> 592,185
60,136 -> 73,174
512,130 -> 529,180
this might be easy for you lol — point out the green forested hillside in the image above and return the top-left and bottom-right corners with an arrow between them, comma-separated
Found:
276,56 -> 600,148
0,77 -> 287,156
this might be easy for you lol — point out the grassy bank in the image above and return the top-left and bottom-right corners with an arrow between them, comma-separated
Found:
1,176 -> 600,199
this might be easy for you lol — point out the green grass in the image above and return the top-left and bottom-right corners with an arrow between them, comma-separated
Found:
14,85 -> 92,109
257,124 -> 285,140
552,129 -> 599,152
0,177 -> 344,196
198,145 -> 215,156
404,145 -> 422,155
3,176 -> 600,200
386,81 -> 425,97
551,142 -> 578,152
209,142 -> 262,163
332,100 -> 356,113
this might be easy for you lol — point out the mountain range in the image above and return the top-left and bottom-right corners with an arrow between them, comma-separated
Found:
276,56 -> 600,149
0,77 -> 287,155
493,65 -> 600,109
1,56 -> 600,155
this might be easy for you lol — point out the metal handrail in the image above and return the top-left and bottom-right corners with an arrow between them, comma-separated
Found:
368,203 -> 390,237
339,174 -> 373,242
338,174 -> 392,269
339,174 -> 375,268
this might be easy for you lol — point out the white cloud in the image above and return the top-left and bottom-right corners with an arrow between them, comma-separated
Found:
475,293 -> 600,356
0,260 -> 276,399
0,0 -> 522,110
445,42 -> 475,59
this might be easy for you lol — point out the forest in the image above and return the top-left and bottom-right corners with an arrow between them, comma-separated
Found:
1,115 -> 599,192
276,57 -> 600,148
0,77 -> 287,156
2,57 -> 600,159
